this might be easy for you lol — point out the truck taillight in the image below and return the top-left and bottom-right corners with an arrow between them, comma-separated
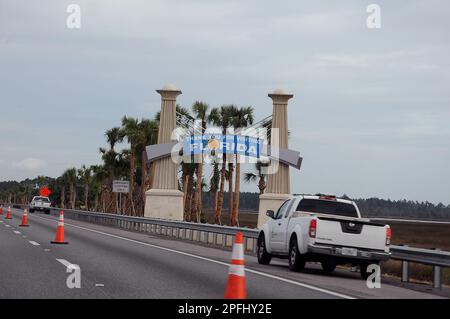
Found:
309,219 -> 317,238
386,226 -> 391,245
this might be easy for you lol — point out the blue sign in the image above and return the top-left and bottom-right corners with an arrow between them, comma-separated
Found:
183,134 -> 264,159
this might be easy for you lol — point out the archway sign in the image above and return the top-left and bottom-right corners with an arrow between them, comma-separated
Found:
183,134 -> 262,158
144,85 -> 302,228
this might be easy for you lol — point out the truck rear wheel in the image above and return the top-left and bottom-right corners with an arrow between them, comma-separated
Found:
257,235 -> 272,265
321,259 -> 336,274
289,238 -> 306,272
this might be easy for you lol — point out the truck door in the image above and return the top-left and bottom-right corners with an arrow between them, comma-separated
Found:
270,199 -> 293,252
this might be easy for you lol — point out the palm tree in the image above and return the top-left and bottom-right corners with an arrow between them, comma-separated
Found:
105,127 -> 124,151
64,168 -> 78,209
244,161 -> 268,195
91,164 -> 108,212
208,105 -> 238,224
180,162 -> 196,221
230,106 -> 254,226
78,165 -> 93,210
209,161 -> 220,220
121,116 -> 141,216
89,165 -> 105,211
191,101 -> 210,221
136,119 -> 159,215
101,126 -> 125,213
57,173 -> 68,208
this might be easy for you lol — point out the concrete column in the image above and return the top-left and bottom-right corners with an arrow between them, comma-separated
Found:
257,89 -> 294,228
144,84 -> 184,220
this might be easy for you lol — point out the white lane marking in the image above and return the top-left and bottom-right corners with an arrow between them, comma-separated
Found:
44,249 -> 51,252
34,215 -> 354,299
5,225 -> 11,228
95,283 -> 104,287
29,241 -> 40,246
0,220 -> 3,223
56,259 -> 72,268
13,230 -> 21,234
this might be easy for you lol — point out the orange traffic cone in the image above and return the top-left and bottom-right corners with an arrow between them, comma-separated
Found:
51,211 -> 68,244
224,232 -> 246,299
19,208 -> 29,227
5,206 -> 12,219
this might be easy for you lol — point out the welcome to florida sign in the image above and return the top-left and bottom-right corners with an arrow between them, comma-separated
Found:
182,134 -> 266,159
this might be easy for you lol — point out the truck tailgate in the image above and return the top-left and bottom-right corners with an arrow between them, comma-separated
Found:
315,216 -> 387,251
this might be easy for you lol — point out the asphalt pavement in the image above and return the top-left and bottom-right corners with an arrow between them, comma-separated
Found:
0,207 -> 445,299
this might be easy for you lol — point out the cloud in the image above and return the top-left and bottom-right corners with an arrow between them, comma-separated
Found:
11,158 -> 47,171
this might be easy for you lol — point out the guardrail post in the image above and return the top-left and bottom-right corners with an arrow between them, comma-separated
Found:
433,248 -> 442,289
433,265 -> 442,289
401,261 -> 409,283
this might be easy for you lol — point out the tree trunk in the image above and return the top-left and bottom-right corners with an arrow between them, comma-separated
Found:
141,157 -> 147,214
184,175 -> 192,221
183,174 -> 189,210
102,186 -> 107,212
84,184 -> 89,210
94,192 -> 99,211
114,192 -> 118,214
228,161 -> 234,225
231,156 -> 240,226
190,189 -> 197,222
69,183 -> 75,209
129,148 -> 136,216
209,192 -> 213,209
74,188 -> 77,209
194,155 -> 203,222
61,186 -> 65,209
215,154 -> 227,225
214,190 -> 218,213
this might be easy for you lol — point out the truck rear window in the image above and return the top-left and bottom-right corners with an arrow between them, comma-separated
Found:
296,199 -> 358,218
34,197 -> 50,202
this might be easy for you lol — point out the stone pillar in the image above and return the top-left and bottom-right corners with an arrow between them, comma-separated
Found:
144,84 -> 184,220
257,89 -> 294,228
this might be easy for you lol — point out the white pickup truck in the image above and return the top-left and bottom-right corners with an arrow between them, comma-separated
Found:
257,194 -> 391,279
29,196 -> 51,214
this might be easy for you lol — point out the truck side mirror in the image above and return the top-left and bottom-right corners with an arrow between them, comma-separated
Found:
266,210 -> 275,219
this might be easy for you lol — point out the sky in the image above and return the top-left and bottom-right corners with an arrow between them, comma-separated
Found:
1,0 -> 449,204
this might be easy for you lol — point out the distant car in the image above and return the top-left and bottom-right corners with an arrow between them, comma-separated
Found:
29,196 -> 51,214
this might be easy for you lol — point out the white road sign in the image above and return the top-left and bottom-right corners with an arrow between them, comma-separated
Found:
113,180 -> 130,193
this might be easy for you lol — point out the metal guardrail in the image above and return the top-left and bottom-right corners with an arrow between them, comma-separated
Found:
49,206 -> 260,253
5,203 -> 450,289
390,245 -> 450,289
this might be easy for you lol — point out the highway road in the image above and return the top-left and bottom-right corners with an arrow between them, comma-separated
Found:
0,207 -> 446,299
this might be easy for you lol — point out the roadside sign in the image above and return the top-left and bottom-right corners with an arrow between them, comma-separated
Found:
113,180 -> 130,193
39,187 -> 51,197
